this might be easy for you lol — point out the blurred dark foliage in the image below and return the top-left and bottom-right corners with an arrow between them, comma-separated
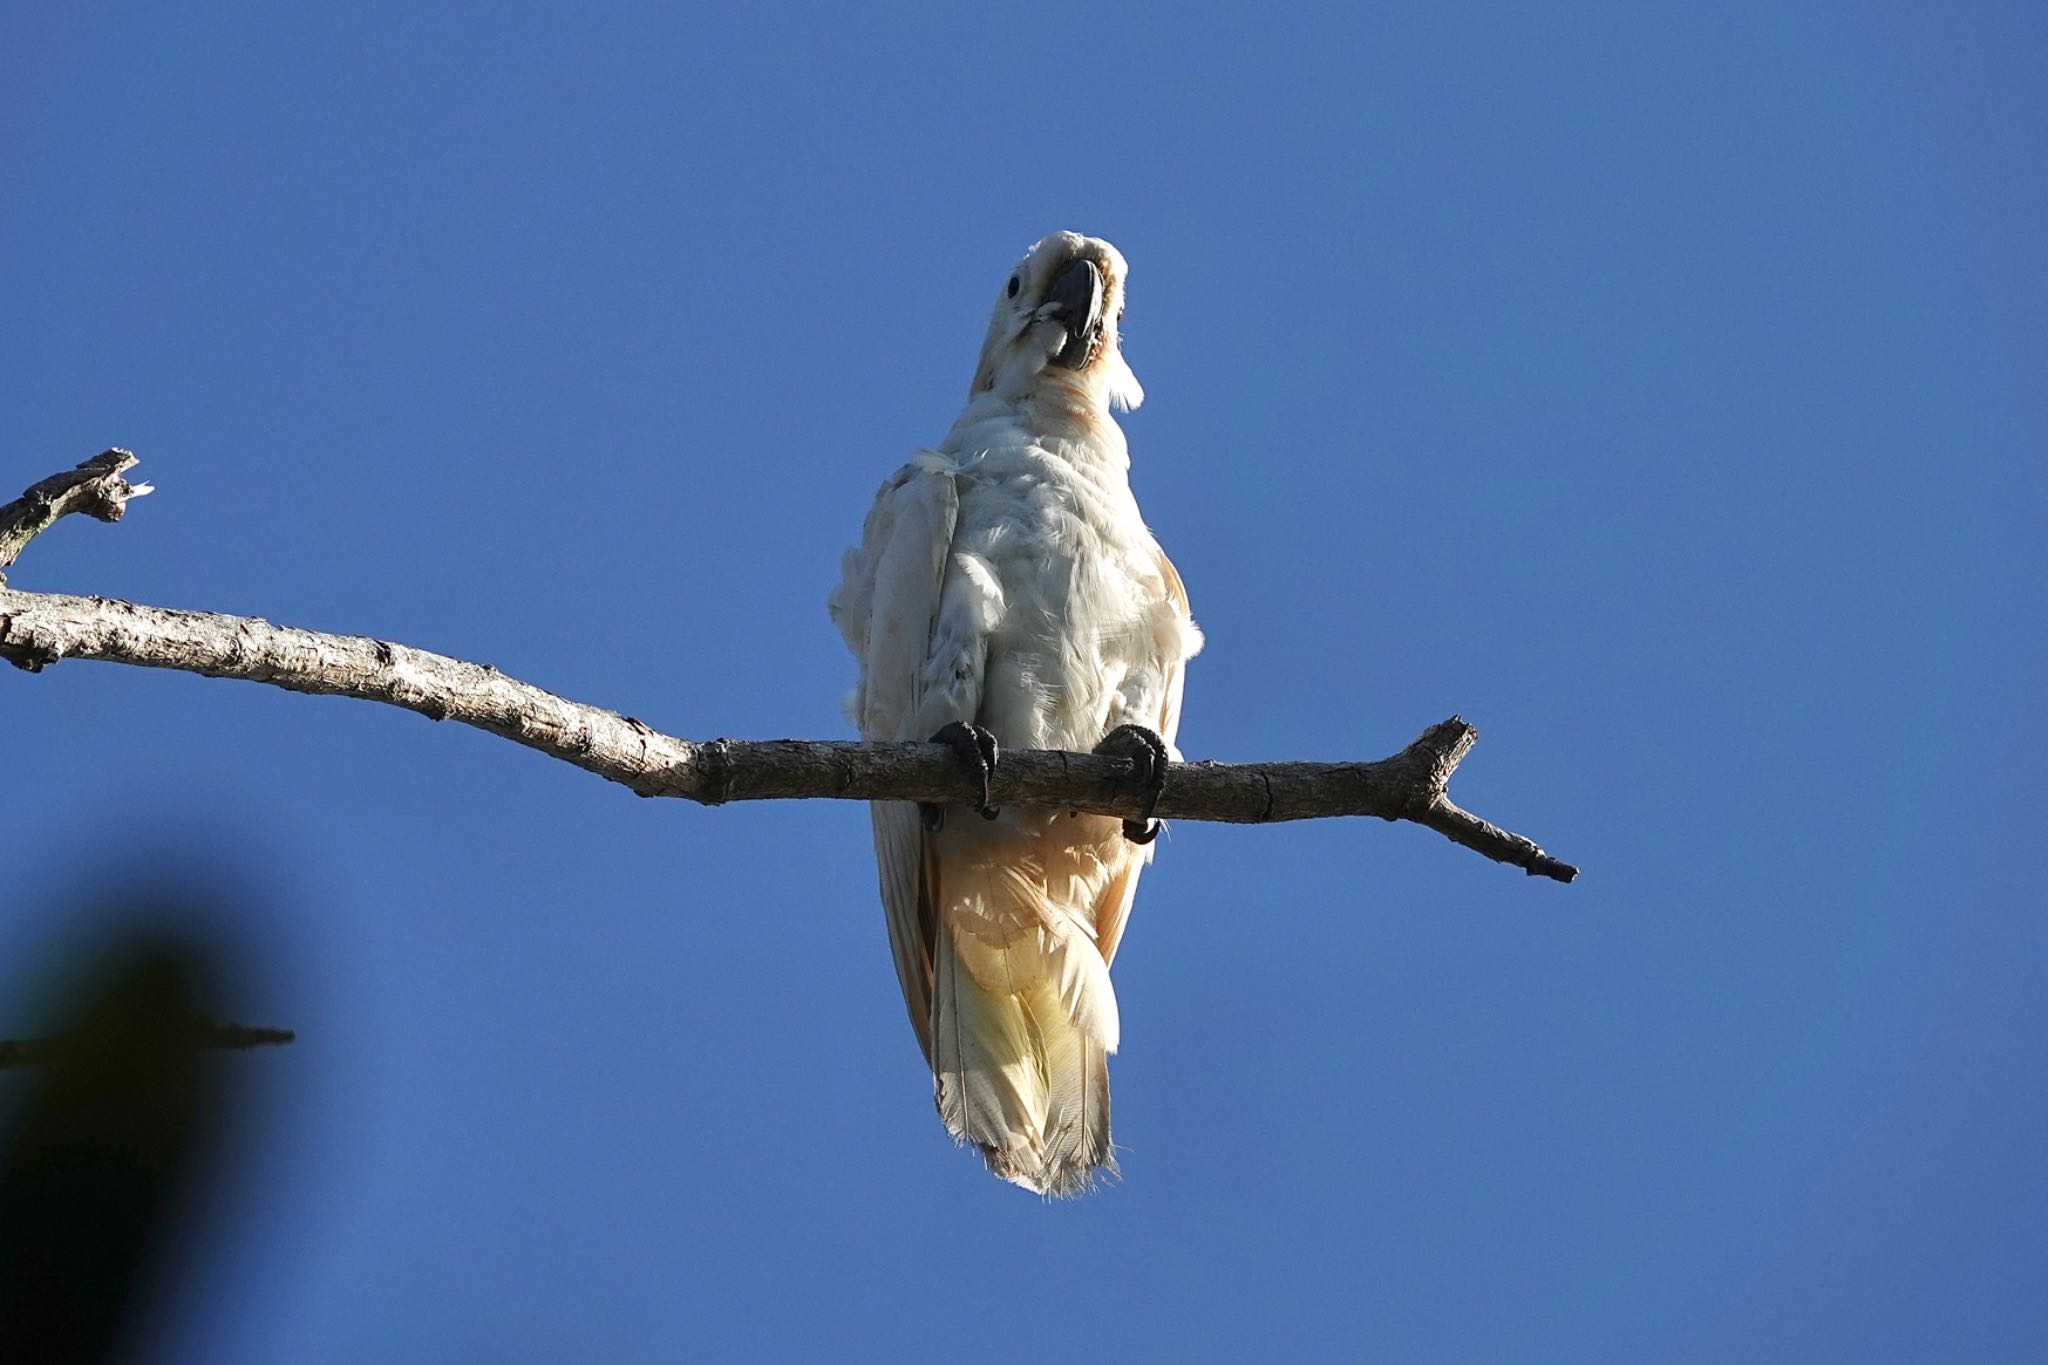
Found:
0,904 -> 268,1365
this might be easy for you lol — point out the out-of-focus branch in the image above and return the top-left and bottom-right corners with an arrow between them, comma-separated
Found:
0,1019 -> 295,1070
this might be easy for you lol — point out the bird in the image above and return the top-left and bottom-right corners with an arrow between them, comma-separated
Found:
829,232 -> 1200,1195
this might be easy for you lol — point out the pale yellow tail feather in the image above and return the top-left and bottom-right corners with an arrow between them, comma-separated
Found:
931,920 -> 1117,1196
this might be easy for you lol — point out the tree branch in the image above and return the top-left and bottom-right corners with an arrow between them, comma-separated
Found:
0,1019 -> 295,1070
2,454 -> 1577,882
0,449 -> 151,581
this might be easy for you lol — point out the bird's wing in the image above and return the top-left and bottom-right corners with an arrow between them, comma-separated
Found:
1094,542 -> 1194,969
841,458 -> 960,1057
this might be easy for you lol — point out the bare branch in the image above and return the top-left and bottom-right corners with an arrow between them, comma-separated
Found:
0,449 -> 152,580
0,1019 -> 295,1070
2,455 -> 1577,883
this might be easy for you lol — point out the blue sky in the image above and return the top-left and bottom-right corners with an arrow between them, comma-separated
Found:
4,2 -> 2043,1360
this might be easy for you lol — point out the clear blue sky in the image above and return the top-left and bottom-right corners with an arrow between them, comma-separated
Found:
4,3 -> 2042,1360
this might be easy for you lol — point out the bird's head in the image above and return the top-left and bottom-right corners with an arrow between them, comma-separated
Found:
969,231 -> 1143,414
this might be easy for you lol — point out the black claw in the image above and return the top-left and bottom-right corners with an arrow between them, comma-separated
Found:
924,721 -> 1000,830
1093,723 -> 1170,845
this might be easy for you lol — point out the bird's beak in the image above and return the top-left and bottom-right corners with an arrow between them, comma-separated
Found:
1044,257 -> 1104,369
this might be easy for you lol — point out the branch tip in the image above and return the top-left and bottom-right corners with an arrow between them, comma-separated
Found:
1,448 -> 153,576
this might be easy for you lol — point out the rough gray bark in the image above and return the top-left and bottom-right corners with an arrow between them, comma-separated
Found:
2,452 -> 1578,882
0,448 -> 151,578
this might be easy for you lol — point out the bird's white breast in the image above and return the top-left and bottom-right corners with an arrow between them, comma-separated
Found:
934,411 -> 1189,757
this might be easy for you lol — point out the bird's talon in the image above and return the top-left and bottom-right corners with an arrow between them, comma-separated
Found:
929,721 -> 1000,822
1094,723 -> 1171,844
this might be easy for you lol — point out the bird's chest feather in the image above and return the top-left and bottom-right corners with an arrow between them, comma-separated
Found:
946,442 -> 1167,750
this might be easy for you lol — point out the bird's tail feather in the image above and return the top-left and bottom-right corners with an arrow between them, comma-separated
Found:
932,921 -> 1115,1197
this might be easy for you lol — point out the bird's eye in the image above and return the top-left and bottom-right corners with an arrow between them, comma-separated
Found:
1006,275 -> 1020,299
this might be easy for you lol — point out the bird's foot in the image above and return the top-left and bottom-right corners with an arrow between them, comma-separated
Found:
1094,723 -> 1170,845
922,721 -> 1001,832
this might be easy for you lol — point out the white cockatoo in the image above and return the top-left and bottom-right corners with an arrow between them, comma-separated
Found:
830,232 -> 1200,1195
